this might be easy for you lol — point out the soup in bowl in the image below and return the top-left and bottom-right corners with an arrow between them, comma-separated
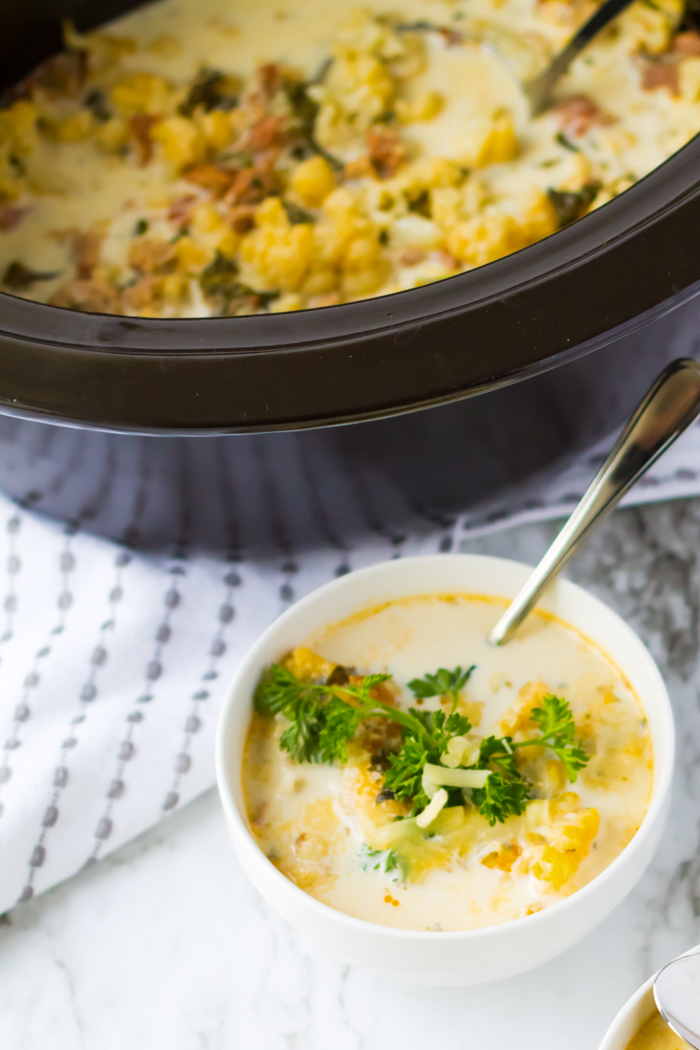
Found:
598,947 -> 700,1050
215,554 -> 674,984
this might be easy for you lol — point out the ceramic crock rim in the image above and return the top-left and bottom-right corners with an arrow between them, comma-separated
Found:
215,552 -> 675,944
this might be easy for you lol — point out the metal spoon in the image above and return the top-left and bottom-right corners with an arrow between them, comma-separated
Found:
525,0 -> 637,113
400,0 -> 637,114
654,953 -> 700,1048
489,357 -> 700,646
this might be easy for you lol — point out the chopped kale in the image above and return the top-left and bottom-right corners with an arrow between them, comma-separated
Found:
199,253 -> 279,313
283,73 -> 343,171
548,183 -> 600,228
555,131 -> 580,152
180,69 -> 241,117
3,261 -> 61,291
283,200 -> 316,225
83,87 -> 111,123
406,189 -> 432,218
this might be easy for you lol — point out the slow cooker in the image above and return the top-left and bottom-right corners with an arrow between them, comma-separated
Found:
2,0 -> 700,553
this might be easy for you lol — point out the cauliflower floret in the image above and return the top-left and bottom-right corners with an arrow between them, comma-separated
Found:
239,198 -> 315,293
454,110 -> 519,169
0,100 -> 39,201
151,115 -> 205,168
110,72 -> 176,117
528,795 -> 600,891
283,646 -> 338,682
43,109 -> 96,143
311,12 -> 410,153
446,210 -> 518,266
617,0 -> 682,54
292,156 -> 337,208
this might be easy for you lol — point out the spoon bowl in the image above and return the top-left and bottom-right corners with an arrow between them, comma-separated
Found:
655,954 -> 700,1049
489,358 -> 700,646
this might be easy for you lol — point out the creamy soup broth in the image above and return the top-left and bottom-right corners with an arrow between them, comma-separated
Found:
627,1011 -> 690,1050
242,595 -> 653,931
0,0 -> 698,315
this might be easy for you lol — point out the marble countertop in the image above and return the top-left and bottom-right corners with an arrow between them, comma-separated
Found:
2,499 -> 700,1049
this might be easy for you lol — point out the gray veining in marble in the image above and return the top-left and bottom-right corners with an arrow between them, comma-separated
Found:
2,500 -> 700,1049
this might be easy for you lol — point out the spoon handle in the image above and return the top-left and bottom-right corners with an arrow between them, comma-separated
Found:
526,0 -> 636,113
489,358 -> 700,646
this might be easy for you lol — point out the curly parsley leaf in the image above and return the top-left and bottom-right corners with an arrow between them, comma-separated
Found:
472,773 -> 531,827
407,665 -> 475,703
384,736 -> 431,803
358,844 -> 404,879
316,697 -> 366,764
256,665 -> 586,833
432,707 -> 473,747
255,663 -> 413,765
278,700 -> 325,763
528,693 -> 589,781
477,734 -> 520,778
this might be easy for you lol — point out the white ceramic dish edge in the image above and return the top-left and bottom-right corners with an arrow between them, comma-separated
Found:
215,554 -> 674,986
598,945 -> 700,1050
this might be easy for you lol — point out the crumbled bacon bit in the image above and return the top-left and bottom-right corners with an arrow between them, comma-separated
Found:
256,63 -> 283,101
245,114 -> 288,153
183,164 -> 236,198
437,249 -> 458,270
0,206 -> 29,232
224,154 -> 280,205
366,126 -> 407,179
168,194 -> 198,228
129,114 -> 161,166
52,229 -> 104,279
672,31 -> 700,56
399,248 -> 426,267
344,156 -> 374,179
227,204 -> 258,233
641,59 -> 680,95
554,94 -> 616,137
123,275 -> 163,312
358,714 -> 403,755
251,803 -> 268,826
50,278 -> 121,314
30,51 -> 88,99
437,26 -> 464,47
128,238 -> 177,274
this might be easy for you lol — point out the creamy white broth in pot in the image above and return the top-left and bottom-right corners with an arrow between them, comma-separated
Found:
0,0 -> 699,316
242,594 -> 652,932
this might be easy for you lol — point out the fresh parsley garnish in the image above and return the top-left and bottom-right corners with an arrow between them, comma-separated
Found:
408,665 -> 475,708
471,773 -> 531,827
358,844 -> 403,878
529,693 -> 589,781
255,663 -> 396,763
256,660 -> 589,834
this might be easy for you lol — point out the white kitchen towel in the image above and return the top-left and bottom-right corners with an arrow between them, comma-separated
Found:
2,417 -> 700,914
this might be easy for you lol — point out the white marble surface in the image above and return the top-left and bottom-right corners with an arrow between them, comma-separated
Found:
3,501 -> 700,1049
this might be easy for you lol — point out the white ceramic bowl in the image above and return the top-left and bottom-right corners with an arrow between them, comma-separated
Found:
216,554 -> 674,986
598,946 -> 700,1050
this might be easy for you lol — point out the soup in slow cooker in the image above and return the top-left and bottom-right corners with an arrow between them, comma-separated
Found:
0,0 -> 698,316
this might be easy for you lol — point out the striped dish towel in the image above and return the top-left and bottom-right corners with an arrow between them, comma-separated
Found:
2,417 -> 700,913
